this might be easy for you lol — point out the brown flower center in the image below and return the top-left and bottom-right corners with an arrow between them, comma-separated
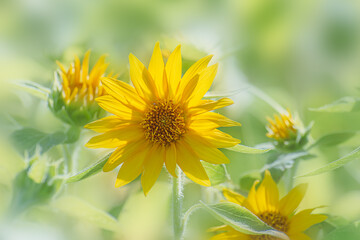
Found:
251,212 -> 289,240
141,100 -> 186,146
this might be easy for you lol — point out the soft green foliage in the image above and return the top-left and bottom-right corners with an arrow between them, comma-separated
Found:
53,196 -> 119,231
297,146 -> 360,178
2,0 -> 360,238
11,128 -> 67,157
227,144 -> 273,154
12,80 -> 50,100
202,162 -> 228,186
200,202 -> 289,239
310,97 -> 360,112
308,132 -> 357,149
67,153 -> 111,183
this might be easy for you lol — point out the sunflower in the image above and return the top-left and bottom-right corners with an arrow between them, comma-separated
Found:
85,42 -> 241,195
56,50 -> 114,105
209,170 -> 327,240
50,51 -> 117,126
266,110 -> 297,141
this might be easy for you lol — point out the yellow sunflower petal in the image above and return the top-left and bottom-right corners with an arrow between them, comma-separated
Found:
96,95 -> 141,118
101,77 -> 146,112
115,144 -> 151,188
165,45 -> 182,94
187,63 -> 218,107
176,141 -> 210,187
255,170 -> 279,212
279,183 -> 308,216
141,145 -> 165,196
81,50 -> 90,83
188,98 -> 234,116
104,139 -> 147,172
288,209 -> 327,234
129,53 -> 158,100
165,143 -> 177,178
84,115 -> 138,133
85,125 -> 143,149
178,54 -> 213,93
183,134 -> 229,164
191,112 -> 241,128
148,42 -> 166,98
223,189 -> 246,205
243,180 -> 260,214
193,129 -> 240,148
74,55 -> 81,84
178,74 -> 199,103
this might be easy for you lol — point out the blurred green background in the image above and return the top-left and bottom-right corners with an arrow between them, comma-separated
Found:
1,0 -> 360,239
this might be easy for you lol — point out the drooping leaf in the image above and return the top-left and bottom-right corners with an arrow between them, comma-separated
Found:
8,168 -> 56,216
53,196 -> 119,231
227,144 -> 273,154
11,128 -> 67,157
308,132 -> 356,150
310,96 -> 360,112
297,146 -> 360,178
202,162 -> 228,186
66,153 -> 111,183
262,151 -> 313,182
201,202 -> 288,239
203,88 -> 245,99
12,80 -> 50,100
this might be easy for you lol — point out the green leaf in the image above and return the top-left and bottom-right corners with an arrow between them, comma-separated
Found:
202,162 -> 228,185
66,153 -> 111,183
201,202 -> 288,239
310,96 -> 360,112
297,146 -> 360,178
12,80 -> 50,100
226,144 -> 273,154
324,222 -> 360,240
11,128 -> 67,157
203,88 -> 245,99
308,132 -> 356,150
65,125 -> 81,143
53,196 -> 119,231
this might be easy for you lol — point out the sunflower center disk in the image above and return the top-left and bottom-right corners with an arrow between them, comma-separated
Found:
251,212 -> 289,240
141,100 -> 186,146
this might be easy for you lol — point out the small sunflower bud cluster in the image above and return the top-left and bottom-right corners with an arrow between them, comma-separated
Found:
49,51 -> 116,126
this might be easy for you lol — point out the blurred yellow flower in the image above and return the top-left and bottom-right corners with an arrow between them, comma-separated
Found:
266,110 -> 297,141
210,170 -> 327,240
56,51 -> 114,105
85,42 -> 240,195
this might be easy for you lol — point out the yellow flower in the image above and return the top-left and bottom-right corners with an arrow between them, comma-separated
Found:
85,42 -> 241,195
266,110 -> 297,141
56,51 -> 114,105
210,170 -> 327,240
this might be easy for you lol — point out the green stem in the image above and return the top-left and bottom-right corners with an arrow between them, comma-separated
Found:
287,160 -> 299,191
62,144 -> 72,175
173,167 -> 184,240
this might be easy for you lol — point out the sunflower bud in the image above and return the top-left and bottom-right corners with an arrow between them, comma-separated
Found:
266,110 -> 309,150
48,51 -> 116,126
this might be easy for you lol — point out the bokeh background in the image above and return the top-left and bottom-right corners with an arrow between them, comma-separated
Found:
1,0 -> 360,239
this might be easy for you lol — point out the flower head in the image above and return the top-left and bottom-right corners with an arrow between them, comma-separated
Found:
49,51 -> 115,126
85,42 -> 241,195
266,110 -> 297,141
210,170 -> 327,240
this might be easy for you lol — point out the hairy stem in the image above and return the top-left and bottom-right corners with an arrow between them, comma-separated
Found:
173,167 -> 184,240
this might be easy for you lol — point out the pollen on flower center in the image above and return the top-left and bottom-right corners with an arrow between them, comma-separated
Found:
141,100 -> 186,146
251,212 -> 289,240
